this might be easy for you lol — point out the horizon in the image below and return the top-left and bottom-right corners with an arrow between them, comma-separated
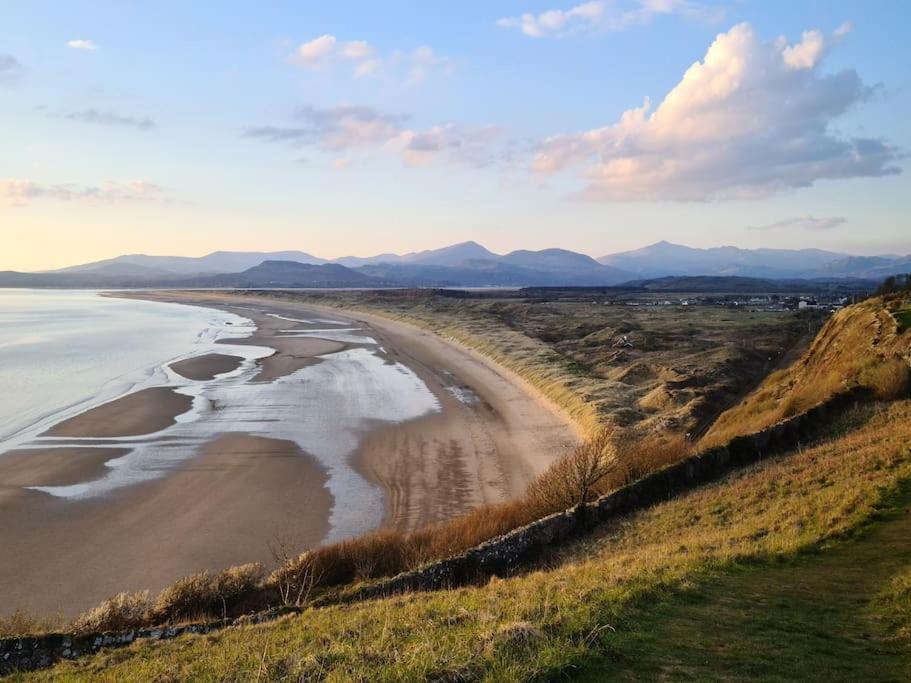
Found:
21,237 -> 911,275
3,1 -> 910,271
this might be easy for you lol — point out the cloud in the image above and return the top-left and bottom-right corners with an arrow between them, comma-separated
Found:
291,34 -> 336,66
64,109 -> 156,131
393,124 -> 505,167
497,0 -> 717,38
245,104 -> 504,168
67,39 -> 97,51
532,22 -> 900,201
289,35 -> 452,85
0,54 -> 25,85
747,216 -> 847,231
0,179 -> 167,207
245,105 -> 408,151
833,21 -> 853,39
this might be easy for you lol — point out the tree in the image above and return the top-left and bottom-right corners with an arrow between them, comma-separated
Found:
528,429 -> 618,516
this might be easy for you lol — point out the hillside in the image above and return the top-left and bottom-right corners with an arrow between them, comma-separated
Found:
705,295 -> 911,444
24,396 -> 911,679
179,260 -> 386,288
6,295 -> 911,679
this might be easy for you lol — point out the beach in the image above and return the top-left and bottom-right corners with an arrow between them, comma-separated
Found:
0,291 -> 579,617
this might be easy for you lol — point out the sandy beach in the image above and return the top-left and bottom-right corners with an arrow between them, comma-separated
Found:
0,290 -> 579,617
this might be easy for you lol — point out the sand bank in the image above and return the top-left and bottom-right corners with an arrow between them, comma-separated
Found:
169,353 -> 244,381
45,387 -> 193,438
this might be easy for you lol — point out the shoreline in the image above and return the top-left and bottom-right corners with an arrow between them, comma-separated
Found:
0,289 -> 579,617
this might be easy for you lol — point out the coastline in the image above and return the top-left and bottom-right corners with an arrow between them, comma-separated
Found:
0,289 -> 579,617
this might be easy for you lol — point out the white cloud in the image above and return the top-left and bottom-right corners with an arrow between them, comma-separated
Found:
66,39 -> 97,51
289,35 -> 451,85
747,216 -> 847,231
497,0 -> 716,38
392,124 -> 505,167
0,179 -> 166,207
339,40 -> 372,60
291,34 -> 336,66
833,21 -> 853,39
782,29 -> 825,70
532,22 -> 900,201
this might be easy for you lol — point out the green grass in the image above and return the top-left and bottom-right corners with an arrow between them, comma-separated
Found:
22,400 -> 911,681
575,482 -> 911,681
895,308 -> 911,333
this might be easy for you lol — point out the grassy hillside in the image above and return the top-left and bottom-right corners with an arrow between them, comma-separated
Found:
23,398 -> 911,681
705,295 -> 911,445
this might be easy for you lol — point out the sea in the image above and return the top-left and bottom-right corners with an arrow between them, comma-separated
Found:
0,289 -> 441,541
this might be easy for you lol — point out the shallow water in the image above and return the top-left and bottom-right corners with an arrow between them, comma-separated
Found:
1,290 -> 442,541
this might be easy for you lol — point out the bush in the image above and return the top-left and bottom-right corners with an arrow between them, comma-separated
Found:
71,591 -> 150,634
153,563 -> 263,622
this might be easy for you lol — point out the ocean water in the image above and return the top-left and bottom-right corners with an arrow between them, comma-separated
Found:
0,289 -> 441,541
0,289 -> 252,444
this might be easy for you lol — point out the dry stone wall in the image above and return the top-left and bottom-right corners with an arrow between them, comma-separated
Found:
0,387 -> 870,675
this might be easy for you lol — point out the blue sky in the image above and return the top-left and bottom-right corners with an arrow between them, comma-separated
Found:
1,1 -> 909,270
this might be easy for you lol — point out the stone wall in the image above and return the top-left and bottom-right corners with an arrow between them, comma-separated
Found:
0,387 -> 869,675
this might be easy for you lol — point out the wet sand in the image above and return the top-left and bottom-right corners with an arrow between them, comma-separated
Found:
169,353 -> 244,380
45,387 -> 193,438
0,289 -> 579,617
0,434 -> 331,617
140,291 -> 582,528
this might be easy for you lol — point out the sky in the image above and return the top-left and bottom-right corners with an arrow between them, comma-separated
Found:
1,0 -> 909,271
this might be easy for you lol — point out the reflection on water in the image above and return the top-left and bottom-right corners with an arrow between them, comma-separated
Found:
3,292 -> 441,542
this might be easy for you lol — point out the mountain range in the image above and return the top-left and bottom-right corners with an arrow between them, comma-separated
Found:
2,240 -> 909,289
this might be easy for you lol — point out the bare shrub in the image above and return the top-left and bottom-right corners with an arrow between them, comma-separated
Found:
0,609 -> 65,637
153,563 -> 263,622
527,430 -> 618,515
71,591 -> 150,634
619,432 -> 692,484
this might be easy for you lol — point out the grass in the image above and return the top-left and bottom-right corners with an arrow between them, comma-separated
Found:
21,399 -> 911,681
249,289 -> 813,439
704,296 -> 911,446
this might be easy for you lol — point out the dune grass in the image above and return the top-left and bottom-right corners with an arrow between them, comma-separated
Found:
253,290 -> 811,439
704,296 -> 911,446
21,398 -> 911,681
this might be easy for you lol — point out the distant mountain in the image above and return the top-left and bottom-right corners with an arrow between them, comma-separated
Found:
401,241 -> 500,266
808,255 -> 911,279
8,240 -> 909,290
630,276 -> 876,294
54,250 -> 326,276
599,241 -> 849,278
186,261 -> 385,288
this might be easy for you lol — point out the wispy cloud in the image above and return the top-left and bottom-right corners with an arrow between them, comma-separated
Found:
66,39 -> 98,51
289,35 -> 453,86
0,54 -> 25,85
747,216 -> 848,231
64,109 -> 156,131
532,22 -> 900,201
496,0 -> 720,38
0,179 -> 167,207
244,104 -> 505,168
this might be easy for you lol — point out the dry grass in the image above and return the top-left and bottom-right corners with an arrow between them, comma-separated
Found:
70,592 -> 150,635
30,400 -> 911,681
704,297 -> 911,446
